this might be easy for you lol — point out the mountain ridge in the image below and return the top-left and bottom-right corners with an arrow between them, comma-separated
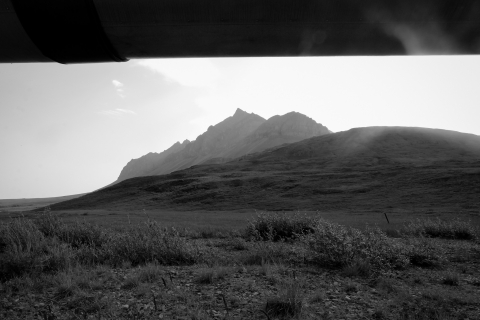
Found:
116,109 -> 330,181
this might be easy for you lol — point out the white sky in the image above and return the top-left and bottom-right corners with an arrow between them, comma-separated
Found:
1,56 -> 479,199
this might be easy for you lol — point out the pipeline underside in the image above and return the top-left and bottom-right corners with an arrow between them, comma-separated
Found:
1,0 -> 480,64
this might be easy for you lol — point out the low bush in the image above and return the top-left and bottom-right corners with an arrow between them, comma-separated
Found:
1,216 -> 203,280
402,218 -> 478,241
245,211 -> 315,242
0,218 -> 75,279
404,238 -> 446,269
36,211 -> 109,248
301,219 -> 409,272
104,220 -> 201,266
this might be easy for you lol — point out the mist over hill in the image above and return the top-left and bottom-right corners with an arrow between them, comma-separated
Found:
49,127 -> 480,214
115,109 -> 330,182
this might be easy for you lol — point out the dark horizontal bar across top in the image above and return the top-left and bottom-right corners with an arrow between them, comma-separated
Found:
3,0 -> 480,63
10,0 -> 126,63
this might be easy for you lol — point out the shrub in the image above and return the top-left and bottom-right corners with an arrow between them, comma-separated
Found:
402,218 -> 478,241
0,218 -> 46,255
36,212 -> 109,248
301,219 -> 409,272
35,209 -> 63,238
104,220 -> 201,266
0,218 -> 73,279
58,222 -> 109,248
405,238 -> 446,269
41,239 -> 76,272
245,211 -> 315,241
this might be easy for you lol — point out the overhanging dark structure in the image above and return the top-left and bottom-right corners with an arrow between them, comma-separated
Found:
1,0 -> 480,64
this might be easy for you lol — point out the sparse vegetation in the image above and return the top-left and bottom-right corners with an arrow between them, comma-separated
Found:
1,213 -> 479,319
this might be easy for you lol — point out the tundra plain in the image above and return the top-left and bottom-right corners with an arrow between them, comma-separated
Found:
1,126 -> 480,319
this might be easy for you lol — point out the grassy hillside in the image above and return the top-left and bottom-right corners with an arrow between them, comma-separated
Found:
46,127 -> 480,216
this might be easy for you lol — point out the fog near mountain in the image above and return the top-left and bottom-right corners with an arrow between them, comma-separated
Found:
115,109 -> 330,182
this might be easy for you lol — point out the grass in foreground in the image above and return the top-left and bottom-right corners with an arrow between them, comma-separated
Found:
0,211 -> 479,319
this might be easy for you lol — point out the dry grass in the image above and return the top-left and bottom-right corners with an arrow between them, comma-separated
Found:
1,214 -> 479,319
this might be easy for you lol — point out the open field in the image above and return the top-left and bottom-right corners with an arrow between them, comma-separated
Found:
0,194 -> 84,213
2,127 -> 479,319
2,208 -> 480,232
1,212 -> 479,319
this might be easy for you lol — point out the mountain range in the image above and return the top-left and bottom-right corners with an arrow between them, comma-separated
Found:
116,109 -> 330,182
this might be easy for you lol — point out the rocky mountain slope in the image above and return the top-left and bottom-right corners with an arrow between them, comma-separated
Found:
115,109 -> 330,181
146,108 -> 266,176
220,111 -> 331,160
49,127 -> 480,214
117,140 -> 190,182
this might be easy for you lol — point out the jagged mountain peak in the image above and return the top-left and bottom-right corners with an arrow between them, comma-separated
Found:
115,109 -> 331,181
251,111 -> 330,138
233,108 -> 249,117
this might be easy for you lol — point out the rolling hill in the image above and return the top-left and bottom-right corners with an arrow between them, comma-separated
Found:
47,126 -> 480,214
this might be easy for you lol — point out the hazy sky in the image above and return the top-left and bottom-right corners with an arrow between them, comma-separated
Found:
1,56 -> 479,199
